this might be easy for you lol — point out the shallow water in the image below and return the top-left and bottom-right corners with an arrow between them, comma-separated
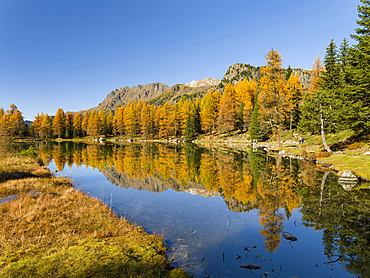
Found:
0,195 -> 18,205
11,142 -> 370,277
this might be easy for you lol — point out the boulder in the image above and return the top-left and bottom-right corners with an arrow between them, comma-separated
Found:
282,232 -> 297,241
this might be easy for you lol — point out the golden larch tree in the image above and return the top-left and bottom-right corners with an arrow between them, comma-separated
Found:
40,113 -> 53,139
53,108 -> 66,138
73,112 -> 83,137
217,84 -> 236,136
258,49 -> 288,147
82,111 -> 90,136
114,105 -> 125,136
286,74 -> 303,132
200,89 -> 220,137
235,78 -> 257,126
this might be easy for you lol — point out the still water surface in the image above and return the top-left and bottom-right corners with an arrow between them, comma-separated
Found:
12,142 -> 370,277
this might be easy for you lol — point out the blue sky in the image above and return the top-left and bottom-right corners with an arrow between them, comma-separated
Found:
0,0 -> 360,120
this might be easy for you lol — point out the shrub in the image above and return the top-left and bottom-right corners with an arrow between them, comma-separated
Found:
19,146 -> 38,158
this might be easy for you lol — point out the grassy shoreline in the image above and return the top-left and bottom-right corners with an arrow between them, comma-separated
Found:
0,153 -> 190,277
8,128 -> 370,181
195,131 -> 370,181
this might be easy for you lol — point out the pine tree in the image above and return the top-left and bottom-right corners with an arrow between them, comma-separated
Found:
185,113 -> 194,142
348,0 -> 370,131
106,111 -> 114,136
250,97 -> 263,141
299,56 -> 324,134
235,102 -> 245,132
285,65 -> 293,80
65,112 -> 74,138
185,103 -> 201,141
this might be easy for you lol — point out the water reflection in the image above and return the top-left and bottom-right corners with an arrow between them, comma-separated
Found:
9,141 -> 370,277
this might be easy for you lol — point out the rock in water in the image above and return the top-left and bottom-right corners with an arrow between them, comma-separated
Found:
239,264 -> 261,270
282,232 -> 297,241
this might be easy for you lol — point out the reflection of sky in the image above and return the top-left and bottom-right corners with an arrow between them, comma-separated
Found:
48,160 -> 352,278
0,196 -> 18,204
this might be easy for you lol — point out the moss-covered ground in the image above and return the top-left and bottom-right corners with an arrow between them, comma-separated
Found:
0,152 -> 190,278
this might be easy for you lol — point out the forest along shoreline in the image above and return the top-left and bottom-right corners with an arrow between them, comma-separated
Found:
0,149 -> 190,278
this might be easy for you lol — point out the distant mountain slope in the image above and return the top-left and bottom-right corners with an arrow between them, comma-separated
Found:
89,63 -> 312,113
91,80 -> 217,113
94,82 -> 169,112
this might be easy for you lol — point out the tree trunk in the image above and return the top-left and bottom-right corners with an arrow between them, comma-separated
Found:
290,111 -> 292,133
319,171 -> 330,216
275,126 -> 281,148
320,110 -> 331,152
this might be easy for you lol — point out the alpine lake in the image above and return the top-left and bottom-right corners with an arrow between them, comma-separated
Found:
5,141 -> 370,278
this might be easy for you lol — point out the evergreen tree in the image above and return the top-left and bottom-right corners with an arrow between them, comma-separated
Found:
184,103 -> 201,142
250,97 -> 263,141
65,112 -> 74,138
299,56 -> 323,135
348,0 -> 370,131
185,113 -> 194,142
235,101 -> 245,132
285,65 -> 293,80
106,111 -> 114,136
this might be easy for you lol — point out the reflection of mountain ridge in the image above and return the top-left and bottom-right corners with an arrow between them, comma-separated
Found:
223,196 -> 257,212
101,166 -> 259,213
101,166 -> 221,197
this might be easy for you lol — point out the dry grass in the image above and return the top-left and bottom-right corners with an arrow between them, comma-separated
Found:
0,155 -> 190,278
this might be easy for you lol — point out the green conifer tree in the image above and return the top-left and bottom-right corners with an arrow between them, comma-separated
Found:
348,0 -> 370,131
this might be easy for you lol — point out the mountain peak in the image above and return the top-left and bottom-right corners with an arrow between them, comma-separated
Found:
185,77 -> 220,88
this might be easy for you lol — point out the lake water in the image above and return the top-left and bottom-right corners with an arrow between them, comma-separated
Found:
8,142 -> 370,277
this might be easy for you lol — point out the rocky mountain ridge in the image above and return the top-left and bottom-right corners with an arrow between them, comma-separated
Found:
90,63 -> 312,113
220,63 -> 312,88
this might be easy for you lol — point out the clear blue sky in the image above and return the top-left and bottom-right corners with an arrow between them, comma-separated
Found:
0,0 -> 360,120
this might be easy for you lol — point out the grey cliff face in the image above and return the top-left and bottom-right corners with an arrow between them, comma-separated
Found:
95,82 -> 169,112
